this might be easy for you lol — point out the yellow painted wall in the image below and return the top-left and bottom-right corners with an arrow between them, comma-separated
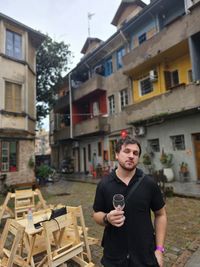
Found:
132,53 -> 191,103
165,54 -> 191,84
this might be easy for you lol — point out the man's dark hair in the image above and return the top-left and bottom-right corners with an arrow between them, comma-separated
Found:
115,136 -> 142,156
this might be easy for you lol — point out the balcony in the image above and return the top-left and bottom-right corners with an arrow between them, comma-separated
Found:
73,116 -> 109,137
123,5 -> 200,75
126,83 -> 200,125
73,74 -> 106,101
54,126 -> 70,142
54,94 -> 69,113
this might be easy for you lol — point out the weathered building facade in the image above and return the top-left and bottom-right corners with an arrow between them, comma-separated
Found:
51,0 -> 200,181
0,13 -> 45,184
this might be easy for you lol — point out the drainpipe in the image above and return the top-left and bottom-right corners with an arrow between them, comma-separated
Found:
68,71 -> 73,139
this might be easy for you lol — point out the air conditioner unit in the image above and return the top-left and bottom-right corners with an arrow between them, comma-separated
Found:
134,126 -> 146,137
149,69 -> 158,82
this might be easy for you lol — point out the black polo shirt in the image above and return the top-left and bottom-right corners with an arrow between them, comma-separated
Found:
93,168 -> 165,267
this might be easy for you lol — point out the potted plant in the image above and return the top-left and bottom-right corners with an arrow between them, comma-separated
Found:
160,149 -> 174,182
142,153 -> 153,174
28,156 -> 35,169
142,153 -> 152,166
180,162 -> 188,174
179,162 -> 189,181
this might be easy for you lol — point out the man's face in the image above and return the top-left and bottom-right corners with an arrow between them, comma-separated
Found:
116,143 -> 140,171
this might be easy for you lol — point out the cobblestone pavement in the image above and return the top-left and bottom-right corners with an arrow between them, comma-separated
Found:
41,178 -> 200,267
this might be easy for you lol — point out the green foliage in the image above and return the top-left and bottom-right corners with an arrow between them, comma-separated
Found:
36,35 -> 72,124
36,164 -> 52,179
28,156 -> 35,169
160,149 -> 173,168
142,153 -> 152,165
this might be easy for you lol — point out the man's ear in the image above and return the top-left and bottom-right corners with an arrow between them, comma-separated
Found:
115,153 -> 118,160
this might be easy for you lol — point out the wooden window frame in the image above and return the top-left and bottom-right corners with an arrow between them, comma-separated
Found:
0,141 -> 18,172
6,29 -> 22,60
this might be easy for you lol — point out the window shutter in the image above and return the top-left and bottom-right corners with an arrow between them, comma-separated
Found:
5,82 -> 22,112
164,71 -> 172,90
5,82 -> 13,111
15,84 -> 21,112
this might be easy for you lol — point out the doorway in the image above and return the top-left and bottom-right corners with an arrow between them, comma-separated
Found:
74,148 -> 80,172
193,134 -> 200,180
83,147 -> 87,173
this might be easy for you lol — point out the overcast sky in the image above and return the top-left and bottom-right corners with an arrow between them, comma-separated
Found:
1,0 -> 150,129
1,0 -> 150,69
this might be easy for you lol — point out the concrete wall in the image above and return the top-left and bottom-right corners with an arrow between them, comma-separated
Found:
139,113 -> 200,181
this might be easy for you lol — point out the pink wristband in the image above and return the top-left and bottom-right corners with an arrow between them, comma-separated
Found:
156,246 -> 165,253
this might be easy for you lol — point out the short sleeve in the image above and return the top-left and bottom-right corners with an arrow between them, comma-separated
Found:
150,182 -> 165,212
93,181 -> 106,212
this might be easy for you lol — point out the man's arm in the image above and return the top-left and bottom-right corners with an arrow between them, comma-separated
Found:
93,210 -> 125,227
154,206 -> 167,267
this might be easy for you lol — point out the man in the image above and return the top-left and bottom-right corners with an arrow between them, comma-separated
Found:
93,136 -> 167,267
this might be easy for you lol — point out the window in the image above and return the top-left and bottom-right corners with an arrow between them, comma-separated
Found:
140,77 -> 153,96
5,81 -> 22,112
138,33 -> 147,45
0,141 -> 18,172
171,135 -> 185,150
6,30 -> 22,60
104,57 -> 113,76
164,70 -> 179,90
108,95 -> 115,115
109,140 -> 117,161
120,89 -> 129,109
171,70 -> 179,86
147,139 -> 160,152
98,142 -> 102,157
116,47 -> 125,69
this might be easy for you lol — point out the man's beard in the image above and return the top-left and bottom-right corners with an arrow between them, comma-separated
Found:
118,160 -> 136,172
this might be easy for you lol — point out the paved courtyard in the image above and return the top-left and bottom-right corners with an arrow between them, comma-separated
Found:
1,178 -> 200,266
41,178 -> 200,267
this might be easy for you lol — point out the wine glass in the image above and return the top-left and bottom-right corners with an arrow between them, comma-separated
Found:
113,194 -> 125,210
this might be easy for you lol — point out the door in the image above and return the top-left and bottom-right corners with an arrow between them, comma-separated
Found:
193,134 -> 200,180
74,148 -> 80,172
83,147 -> 87,174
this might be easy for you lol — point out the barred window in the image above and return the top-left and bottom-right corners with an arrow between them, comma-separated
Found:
147,139 -> 160,152
171,135 -> 185,150
140,77 -> 153,96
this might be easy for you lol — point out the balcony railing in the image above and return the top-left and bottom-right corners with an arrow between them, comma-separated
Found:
54,126 -> 70,141
126,83 -> 200,124
73,116 -> 109,137
54,94 -> 69,113
73,74 -> 106,101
